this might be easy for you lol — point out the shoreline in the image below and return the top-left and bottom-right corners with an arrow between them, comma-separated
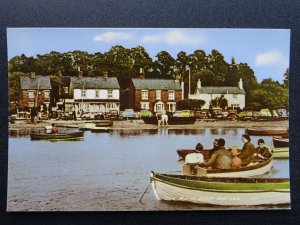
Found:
9,119 -> 288,136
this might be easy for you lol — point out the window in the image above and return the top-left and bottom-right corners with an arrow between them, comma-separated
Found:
168,90 -> 175,100
141,102 -> 150,110
95,90 -> 100,98
142,90 -> 148,100
81,90 -> 86,98
28,91 -> 35,99
108,90 -> 113,99
168,102 -> 176,112
44,91 -> 50,99
156,90 -> 161,100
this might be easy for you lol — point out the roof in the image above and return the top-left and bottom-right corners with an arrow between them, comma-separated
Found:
196,86 -> 246,94
69,76 -> 120,89
132,78 -> 181,90
20,75 -> 51,90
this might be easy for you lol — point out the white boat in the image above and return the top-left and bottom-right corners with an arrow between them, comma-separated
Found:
182,157 -> 273,177
151,172 -> 290,206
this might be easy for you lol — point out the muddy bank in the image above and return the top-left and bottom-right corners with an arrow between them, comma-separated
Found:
9,119 -> 288,136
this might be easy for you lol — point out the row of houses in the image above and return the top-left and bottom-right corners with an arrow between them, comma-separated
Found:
19,70 -> 246,117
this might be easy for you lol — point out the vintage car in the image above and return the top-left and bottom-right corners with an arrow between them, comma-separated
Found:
173,110 -> 193,117
237,111 -> 253,120
122,109 -> 139,119
106,110 -> 119,120
259,108 -> 272,118
194,110 -> 210,119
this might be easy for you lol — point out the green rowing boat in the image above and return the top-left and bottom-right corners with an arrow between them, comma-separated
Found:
30,131 -> 84,141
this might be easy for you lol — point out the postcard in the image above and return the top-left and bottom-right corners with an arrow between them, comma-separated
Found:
7,28 -> 290,211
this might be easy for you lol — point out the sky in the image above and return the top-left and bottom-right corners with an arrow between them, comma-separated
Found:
7,28 -> 290,83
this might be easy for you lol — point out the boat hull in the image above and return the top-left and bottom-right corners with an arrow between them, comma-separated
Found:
142,117 -> 196,125
182,157 -> 273,177
151,173 -> 290,206
90,127 -> 110,133
246,128 -> 288,136
271,147 -> 289,159
273,137 -> 289,148
30,131 -> 84,140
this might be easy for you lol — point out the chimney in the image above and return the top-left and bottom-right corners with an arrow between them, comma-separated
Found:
197,79 -> 201,89
103,71 -> 108,80
238,78 -> 243,89
30,72 -> 36,79
139,68 -> 145,79
78,67 -> 83,79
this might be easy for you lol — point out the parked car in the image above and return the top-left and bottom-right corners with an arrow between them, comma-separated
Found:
173,110 -> 193,117
194,110 -> 210,119
252,111 -> 260,119
122,109 -> 139,119
237,111 -> 253,120
221,111 -> 229,118
81,112 -> 104,120
227,110 -> 237,120
107,110 -> 119,120
277,108 -> 289,118
259,108 -> 272,118
211,108 -> 223,119
139,109 -> 153,117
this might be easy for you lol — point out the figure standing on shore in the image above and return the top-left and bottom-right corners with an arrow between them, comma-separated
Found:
161,110 -> 168,127
51,123 -> 58,134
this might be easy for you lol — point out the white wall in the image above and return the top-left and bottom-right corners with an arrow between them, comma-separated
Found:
189,93 -> 245,109
74,89 -> 120,100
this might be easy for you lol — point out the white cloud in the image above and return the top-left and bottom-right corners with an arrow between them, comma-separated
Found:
255,50 -> 287,66
93,32 -> 134,42
141,29 -> 204,45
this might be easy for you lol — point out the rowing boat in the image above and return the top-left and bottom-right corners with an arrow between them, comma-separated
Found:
30,131 -> 84,141
271,147 -> 289,159
273,136 -> 289,148
90,127 -> 110,133
150,172 -> 290,206
182,156 -> 273,177
246,127 -> 288,136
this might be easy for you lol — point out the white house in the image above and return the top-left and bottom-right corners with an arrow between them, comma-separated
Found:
60,71 -> 120,116
189,78 -> 246,109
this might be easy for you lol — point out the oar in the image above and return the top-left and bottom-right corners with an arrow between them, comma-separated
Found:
139,182 -> 151,204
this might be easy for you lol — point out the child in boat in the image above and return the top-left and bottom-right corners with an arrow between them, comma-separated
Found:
253,139 -> 272,160
51,123 -> 58,134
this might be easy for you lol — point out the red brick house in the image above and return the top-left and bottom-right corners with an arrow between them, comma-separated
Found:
19,73 -> 51,108
129,77 -> 182,113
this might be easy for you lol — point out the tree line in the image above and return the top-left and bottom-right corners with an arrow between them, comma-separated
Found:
8,45 -> 289,110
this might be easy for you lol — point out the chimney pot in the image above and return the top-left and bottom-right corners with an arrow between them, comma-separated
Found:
139,68 -> 145,79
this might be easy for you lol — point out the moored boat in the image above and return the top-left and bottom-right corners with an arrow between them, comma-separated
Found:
271,147 -> 289,159
246,127 -> 288,136
273,136 -> 289,148
90,126 -> 110,133
142,116 -> 196,125
182,156 -> 273,177
150,172 -> 290,206
79,122 -> 96,131
30,131 -> 84,141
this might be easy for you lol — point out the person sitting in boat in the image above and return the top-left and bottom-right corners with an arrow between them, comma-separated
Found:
45,124 -> 53,134
51,123 -> 58,134
209,139 -> 219,157
253,139 -> 272,160
199,138 -> 231,169
230,147 -> 242,169
239,134 -> 256,166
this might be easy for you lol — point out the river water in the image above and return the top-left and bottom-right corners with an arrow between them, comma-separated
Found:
7,128 -> 290,211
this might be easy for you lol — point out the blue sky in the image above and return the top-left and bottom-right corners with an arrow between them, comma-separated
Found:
7,28 -> 290,83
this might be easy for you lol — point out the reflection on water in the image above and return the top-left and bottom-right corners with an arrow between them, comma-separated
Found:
7,128 -> 290,211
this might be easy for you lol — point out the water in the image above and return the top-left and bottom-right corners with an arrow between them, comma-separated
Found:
7,128 -> 290,211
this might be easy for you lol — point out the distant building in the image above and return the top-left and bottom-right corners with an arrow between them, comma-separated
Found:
189,78 -> 246,109
128,72 -> 182,112
59,71 -> 120,116
19,72 -> 51,109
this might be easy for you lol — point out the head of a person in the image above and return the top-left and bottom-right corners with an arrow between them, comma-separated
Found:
195,143 -> 204,151
217,138 -> 225,147
242,134 -> 251,143
51,123 -> 55,127
213,139 -> 219,146
258,139 -> 265,148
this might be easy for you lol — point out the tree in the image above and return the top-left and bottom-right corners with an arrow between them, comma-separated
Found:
176,99 -> 205,110
283,68 -> 289,87
152,51 -> 176,78
209,96 -> 228,110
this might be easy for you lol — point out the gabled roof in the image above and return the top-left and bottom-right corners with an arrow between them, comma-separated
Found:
132,78 -> 181,90
196,86 -> 246,94
20,75 -> 51,90
69,76 -> 120,89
